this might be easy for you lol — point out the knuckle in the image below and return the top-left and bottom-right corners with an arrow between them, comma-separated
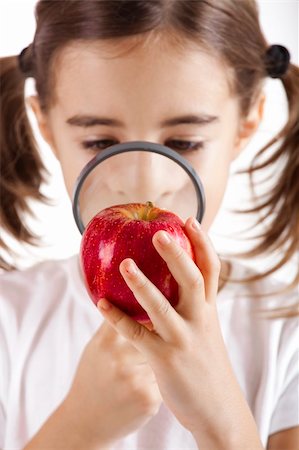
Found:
112,311 -> 127,328
131,323 -> 146,342
135,275 -> 148,291
189,272 -> 204,291
128,376 -> 145,397
211,256 -> 221,273
118,365 -> 146,386
154,298 -> 171,316
116,363 -> 132,381
139,389 -> 160,416
172,245 -> 184,261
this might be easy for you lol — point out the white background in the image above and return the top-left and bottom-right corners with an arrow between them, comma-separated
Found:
0,0 -> 298,283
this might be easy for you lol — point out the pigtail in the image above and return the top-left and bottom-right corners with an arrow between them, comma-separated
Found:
0,55 -> 48,271
232,63 -> 299,296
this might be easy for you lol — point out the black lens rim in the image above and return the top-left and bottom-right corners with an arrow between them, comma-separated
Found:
72,141 -> 206,234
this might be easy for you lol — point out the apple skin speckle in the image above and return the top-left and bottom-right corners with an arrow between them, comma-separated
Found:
80,203 -> 195,322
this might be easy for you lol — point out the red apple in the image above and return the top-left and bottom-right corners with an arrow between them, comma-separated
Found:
80,202 -> 194,322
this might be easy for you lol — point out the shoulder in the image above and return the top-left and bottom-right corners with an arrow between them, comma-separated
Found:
220,259 -> 298,313
0,255 -> 88,327
219,258 -> 299,374
0,254 -> 95,366
0,254 -> 82,294
219,260 -> 299,438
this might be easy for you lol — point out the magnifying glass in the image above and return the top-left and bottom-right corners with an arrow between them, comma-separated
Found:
72,141 -> 205,234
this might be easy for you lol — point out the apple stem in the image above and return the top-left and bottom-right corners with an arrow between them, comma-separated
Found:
144,201 -> 154,220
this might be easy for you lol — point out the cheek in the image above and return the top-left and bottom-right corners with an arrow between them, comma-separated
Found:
59,159 -> 82,198
186,143 -> 235,231
51,134 -> 93,199
58,154 -> 88,198
200,166 -> 230,231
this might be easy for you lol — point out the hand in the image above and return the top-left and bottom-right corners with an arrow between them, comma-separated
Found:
98,217 -> 263,449
65,321 -> 162,448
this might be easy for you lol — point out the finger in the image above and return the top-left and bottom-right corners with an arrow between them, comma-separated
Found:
97,299 -> 159,357
96,316 -> 127,344
119,259 -> 182,341
152,229 -> 205,319
116,343 -> 149,366
184,217 -> 221,301
120,351 -> 149,367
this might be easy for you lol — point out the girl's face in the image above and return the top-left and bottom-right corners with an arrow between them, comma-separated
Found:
32,36 -> 263,231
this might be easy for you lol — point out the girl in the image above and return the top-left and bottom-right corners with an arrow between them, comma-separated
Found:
1,1 -> 298,449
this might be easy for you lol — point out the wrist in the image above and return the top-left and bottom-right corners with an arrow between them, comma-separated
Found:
192,430 -> 263,450
24,396 -> 112,450
191,414 -> 264,450
189,367 -> 265,450
62,393 -> 114,450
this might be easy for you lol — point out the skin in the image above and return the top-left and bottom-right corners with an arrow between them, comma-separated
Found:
30,36 -> 263,231
27,34 -> 298,450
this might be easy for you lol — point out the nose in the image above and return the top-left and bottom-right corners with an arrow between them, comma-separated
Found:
108,151 -> 183,204
78,149 -> 197,227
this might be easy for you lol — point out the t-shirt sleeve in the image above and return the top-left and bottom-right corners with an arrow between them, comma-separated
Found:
269,318 -> 299,435
0,317 -> 8,450
0,278 -> 15,449
0,402 -> 5,449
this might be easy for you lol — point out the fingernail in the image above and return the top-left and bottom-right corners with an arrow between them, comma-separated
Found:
125,259 -> 138,275
98,299 -> 112,311
191,218 -> 201,232
157,231 -> 171,246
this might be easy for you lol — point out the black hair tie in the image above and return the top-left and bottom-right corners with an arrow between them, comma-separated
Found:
18,44 -> 34,77
265,44 -> 290,79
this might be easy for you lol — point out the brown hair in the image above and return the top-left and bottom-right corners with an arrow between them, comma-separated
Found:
0,54 -> 48,269
0,1 -> 298,305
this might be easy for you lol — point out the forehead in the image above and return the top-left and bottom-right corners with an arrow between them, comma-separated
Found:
51,36 -> 234,115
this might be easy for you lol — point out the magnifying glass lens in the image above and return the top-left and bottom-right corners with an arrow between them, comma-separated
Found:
78,150 -> 198,227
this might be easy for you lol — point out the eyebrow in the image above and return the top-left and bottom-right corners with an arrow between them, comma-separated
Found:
66,116 -> 123,127
160,114 -> 219,127
66,114 -> 219,128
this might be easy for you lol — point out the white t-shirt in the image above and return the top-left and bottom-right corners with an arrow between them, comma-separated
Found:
0,255 -> 298,450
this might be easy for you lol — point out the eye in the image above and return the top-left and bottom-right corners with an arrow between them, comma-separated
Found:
165,139 -> 204,152
82,139 -> 118,151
